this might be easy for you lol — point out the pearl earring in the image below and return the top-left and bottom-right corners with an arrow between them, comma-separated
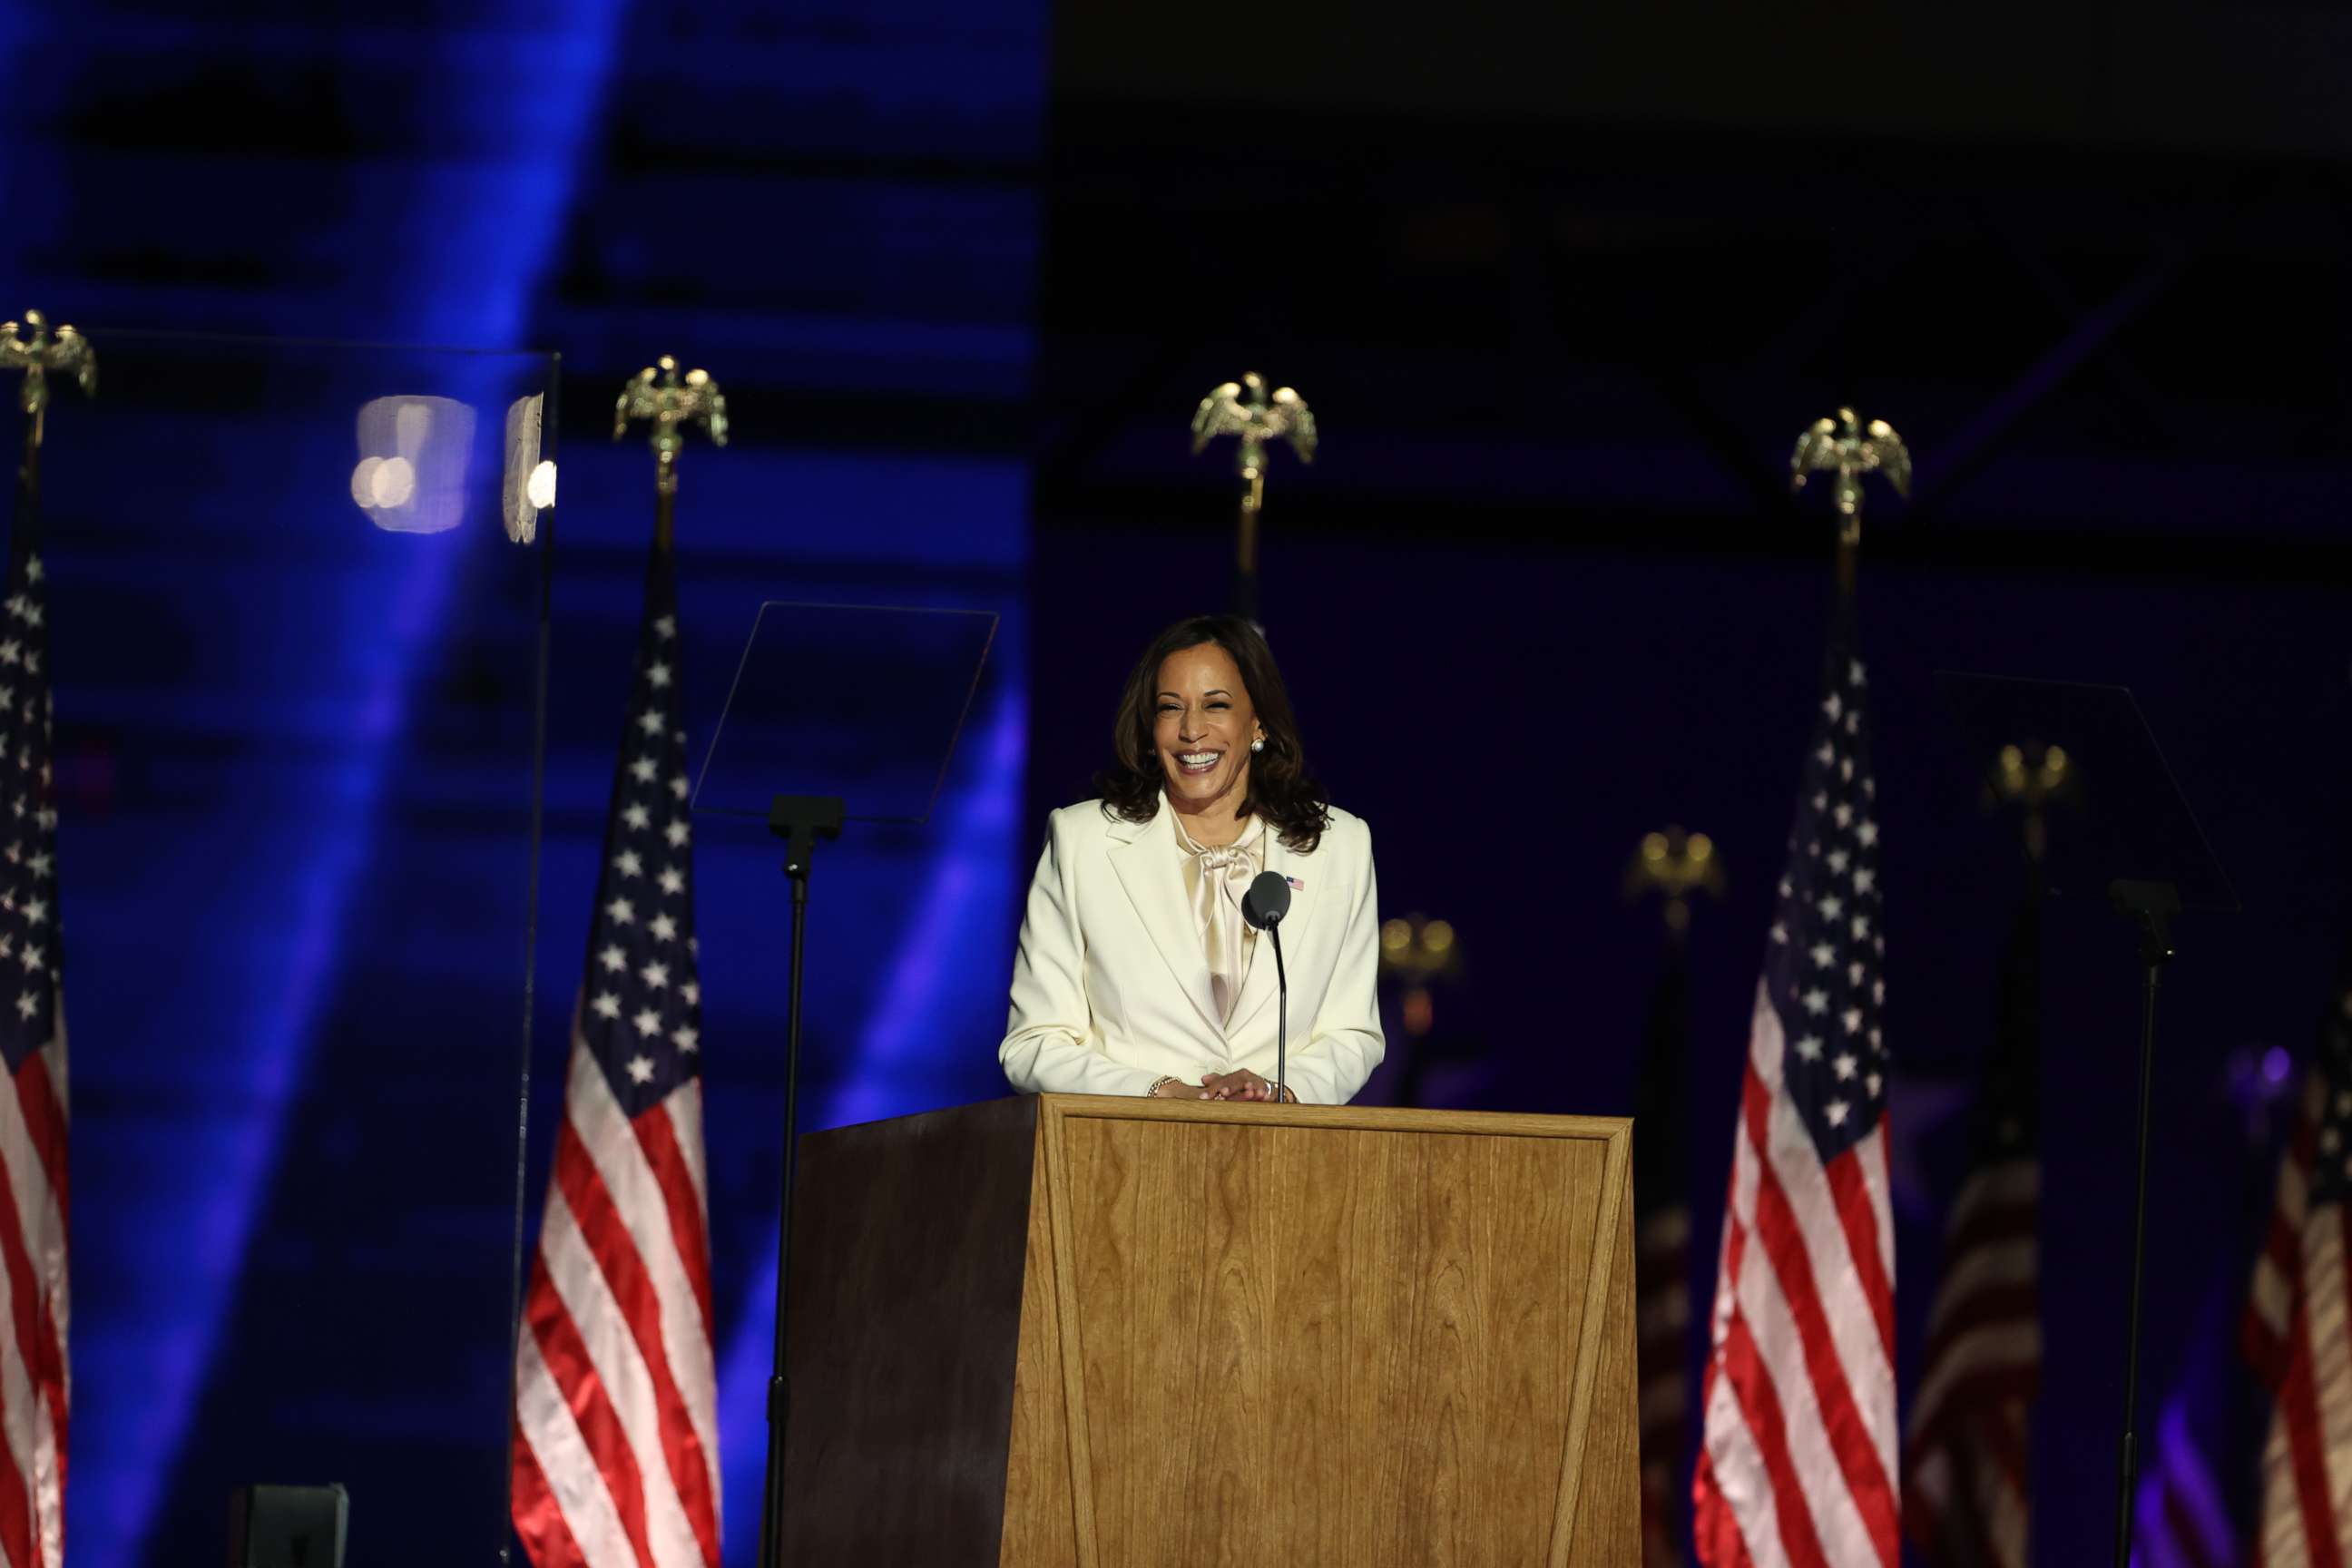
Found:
1250,737 -> 1265,753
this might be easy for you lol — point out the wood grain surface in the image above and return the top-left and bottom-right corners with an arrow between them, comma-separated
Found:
998,1095 -> 1637,1568
1556,1172 -> 1640,1567
1000,1133 -> 1080,1567
780,1094 -> 1040,1566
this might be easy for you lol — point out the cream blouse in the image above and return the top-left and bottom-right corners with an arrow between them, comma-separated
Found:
1169,806 -> 1267,1028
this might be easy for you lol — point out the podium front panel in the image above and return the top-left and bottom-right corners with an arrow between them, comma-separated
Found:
781,1094 -> 1638,1566
1026,1099 -> 1637,1568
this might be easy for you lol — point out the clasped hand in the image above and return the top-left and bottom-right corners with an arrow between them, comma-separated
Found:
1152,1069 -> 1288,1102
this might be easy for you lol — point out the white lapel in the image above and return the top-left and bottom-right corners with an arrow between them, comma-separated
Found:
1106,805 -> 1223,1037
1227,821 -> 1321,1038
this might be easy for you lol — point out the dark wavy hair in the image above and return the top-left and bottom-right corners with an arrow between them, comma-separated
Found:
1098,614 -> 1329,853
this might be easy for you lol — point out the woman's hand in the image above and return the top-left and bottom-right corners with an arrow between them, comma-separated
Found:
1149,1075 -> 1207,1099
1201,1070 -> 1294,1102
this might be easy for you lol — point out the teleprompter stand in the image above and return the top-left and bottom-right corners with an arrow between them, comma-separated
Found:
1939,674 -> 2233,1568
759,792 -> 839,1568
691,603 -> 996,1568
2107,876 -> 2179,1566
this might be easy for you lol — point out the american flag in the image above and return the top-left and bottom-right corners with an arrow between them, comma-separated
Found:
512,544 -> 720,1568
1904,890 -> 2042,1567
1694,605 -> 1898,1568
1636,928 -> 1693,1566
0,508 -> 67,1568
2241,962 -> 2352,1568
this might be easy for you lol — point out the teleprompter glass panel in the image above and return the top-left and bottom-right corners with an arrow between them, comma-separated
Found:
36,331 -> 553,1566
1936,671 -> 2236,912
692,601 -> 997,827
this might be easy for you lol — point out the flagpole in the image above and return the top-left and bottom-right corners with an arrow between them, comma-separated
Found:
612,352 -> 739,1550
656,450 -> 676,552
1697,409 -> 1908,1568
1235,462 -> 1262,624
1,312 -> 96,535
1377,911 -> 1461,1108
1626,827 -> 1723,1565
0,311 -> 90,1568
1191,371 -> 1316,627
1904,747 -> 2060,1560
1790,406 -> 1910,606
616,355 -> 728,557
15,387 -> 34,525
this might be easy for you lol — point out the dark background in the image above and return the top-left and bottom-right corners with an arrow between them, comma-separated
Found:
0,1 -> 2346,1563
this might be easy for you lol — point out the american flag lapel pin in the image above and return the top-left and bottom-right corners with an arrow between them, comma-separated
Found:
1285,875 -> 1305,891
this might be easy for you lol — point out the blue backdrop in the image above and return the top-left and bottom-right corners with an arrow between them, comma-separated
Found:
0,2 -> 2347,1565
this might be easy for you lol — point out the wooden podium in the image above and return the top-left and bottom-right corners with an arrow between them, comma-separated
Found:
781,1093 -> 1638,1566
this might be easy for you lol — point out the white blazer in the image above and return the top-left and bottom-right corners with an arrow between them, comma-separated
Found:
999,798 -> 1386,1104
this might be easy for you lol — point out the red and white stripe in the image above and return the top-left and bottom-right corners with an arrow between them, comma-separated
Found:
0,1011 -> 66,1568
512,1011 -> 719,1568
2244,1069 -> 2352,1568
1695,982 -> 1898,1568
1902,1157 -> 2036,1568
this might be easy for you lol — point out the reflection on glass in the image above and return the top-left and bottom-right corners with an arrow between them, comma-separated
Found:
503,393 -> 548,544
352,394 -> 475,534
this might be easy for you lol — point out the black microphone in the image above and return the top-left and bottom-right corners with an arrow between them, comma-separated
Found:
1242,871 -> 1291,1105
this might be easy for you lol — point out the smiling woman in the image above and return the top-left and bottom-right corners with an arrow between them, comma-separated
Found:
998,614 -> 1386,1104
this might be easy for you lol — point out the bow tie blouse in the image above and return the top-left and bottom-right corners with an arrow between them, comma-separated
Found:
1170,808 -> 1266,1028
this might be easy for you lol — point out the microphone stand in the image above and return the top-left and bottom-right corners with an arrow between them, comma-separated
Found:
1269,920 -> 1288,1105
1241,870 -> 1293,1105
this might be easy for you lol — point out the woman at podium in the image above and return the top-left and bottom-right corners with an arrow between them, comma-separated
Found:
999,614 -> 1385,1103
